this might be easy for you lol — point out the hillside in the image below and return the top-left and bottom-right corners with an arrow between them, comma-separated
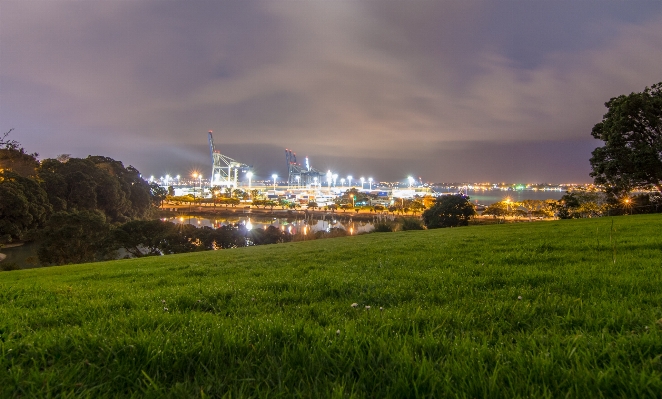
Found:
1,215 -> 661,398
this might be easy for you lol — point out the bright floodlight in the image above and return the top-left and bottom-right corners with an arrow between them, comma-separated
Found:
247,171 -> 253,178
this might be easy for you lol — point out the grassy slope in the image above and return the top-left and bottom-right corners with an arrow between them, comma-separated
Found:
1,215 -> 661,398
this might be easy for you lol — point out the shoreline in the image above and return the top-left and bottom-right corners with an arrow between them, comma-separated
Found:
156,205 -> 412,221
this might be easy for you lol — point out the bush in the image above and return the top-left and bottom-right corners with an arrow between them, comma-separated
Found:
372,221 -> 394,233
400,218 -> 424,231
314,227 -> 347,239
422,195 -> 476,229
0,261 -> 20,271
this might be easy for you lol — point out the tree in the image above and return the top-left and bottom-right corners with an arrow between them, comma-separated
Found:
400,218 -> 424,231
37,210 -> 113,265
590,82 -> 662,196
422,195 -> 476,228
0,130 -> 40,178
0,147 -> 39,178
0,171 -> 52,243
0,128 -> 19,149
250,225 -> 290,245
557,190 -> 608,219
233,188 -> 245,198
111,220 -> 208,257
482,202 -> 508,220
37,156 -> 153,221
410,200 -> 425,215
521,200 -> 539,221
149,183 -> 167,208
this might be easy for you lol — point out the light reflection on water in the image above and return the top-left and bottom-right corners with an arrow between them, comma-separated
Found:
169,214 -> 377,235
1,214 -> 380,270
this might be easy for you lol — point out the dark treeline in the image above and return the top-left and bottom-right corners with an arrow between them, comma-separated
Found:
37,218 -> 296,266
1,146 -> 157,241
1,138 -> 167,266
0,138 -> 356,267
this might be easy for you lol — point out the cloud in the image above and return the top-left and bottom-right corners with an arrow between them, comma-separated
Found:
1,1 -> 661,182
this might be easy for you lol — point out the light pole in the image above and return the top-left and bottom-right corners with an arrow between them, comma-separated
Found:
272,174 -> 277,191
191,172 -> 198,225
348,175 -> 353,188
332,174 -> 338,187
340,178 -> 345,187
296,175 -> 300,189
368,177 -> 373,190
327,170 -> 332,190
407,176 -> 414,187
360,177 -> 365,189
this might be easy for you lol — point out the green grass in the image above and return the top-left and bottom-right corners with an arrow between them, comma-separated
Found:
1,215 -> 661,398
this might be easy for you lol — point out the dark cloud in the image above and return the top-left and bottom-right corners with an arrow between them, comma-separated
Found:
1,1 -> 661,183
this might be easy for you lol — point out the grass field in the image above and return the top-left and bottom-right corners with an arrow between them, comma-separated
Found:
1,215 -> 661,398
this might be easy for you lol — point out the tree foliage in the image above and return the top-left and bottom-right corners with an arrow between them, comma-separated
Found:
556,190 -> 608,219
37,210 -> 113,265
422,195 -> 475,229
0,171 -> 52,243
590,82 -> 662,196
37,156 -> 154,222
249,225 -> 291,245
0,147 -> 40,178
111,220 -> 248,257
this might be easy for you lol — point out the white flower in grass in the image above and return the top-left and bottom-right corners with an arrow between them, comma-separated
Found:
351,303 -> 358,308
161,299 -> 166,304
365,306 -> 371,310
380,307 -> 384,311
517,296 -> 522,300
336,329 -> 340,335
163,307 -> 168,312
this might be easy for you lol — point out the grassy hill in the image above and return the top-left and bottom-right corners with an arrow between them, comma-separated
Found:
1,215 -> 661,398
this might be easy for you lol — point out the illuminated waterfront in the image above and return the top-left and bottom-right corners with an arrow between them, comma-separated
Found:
167,215 -> 378,235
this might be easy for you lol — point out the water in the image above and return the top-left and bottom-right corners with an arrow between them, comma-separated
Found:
1,214 -> 377,270
167,214 -> 377,235
434,188 -> 565,205
0,242 -> 41,269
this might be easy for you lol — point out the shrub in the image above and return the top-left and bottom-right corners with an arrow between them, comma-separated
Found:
372,221 -> 394,233
400,218 -> 424,231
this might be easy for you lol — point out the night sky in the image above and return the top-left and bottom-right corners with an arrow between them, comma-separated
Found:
2,1 -> 661,183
